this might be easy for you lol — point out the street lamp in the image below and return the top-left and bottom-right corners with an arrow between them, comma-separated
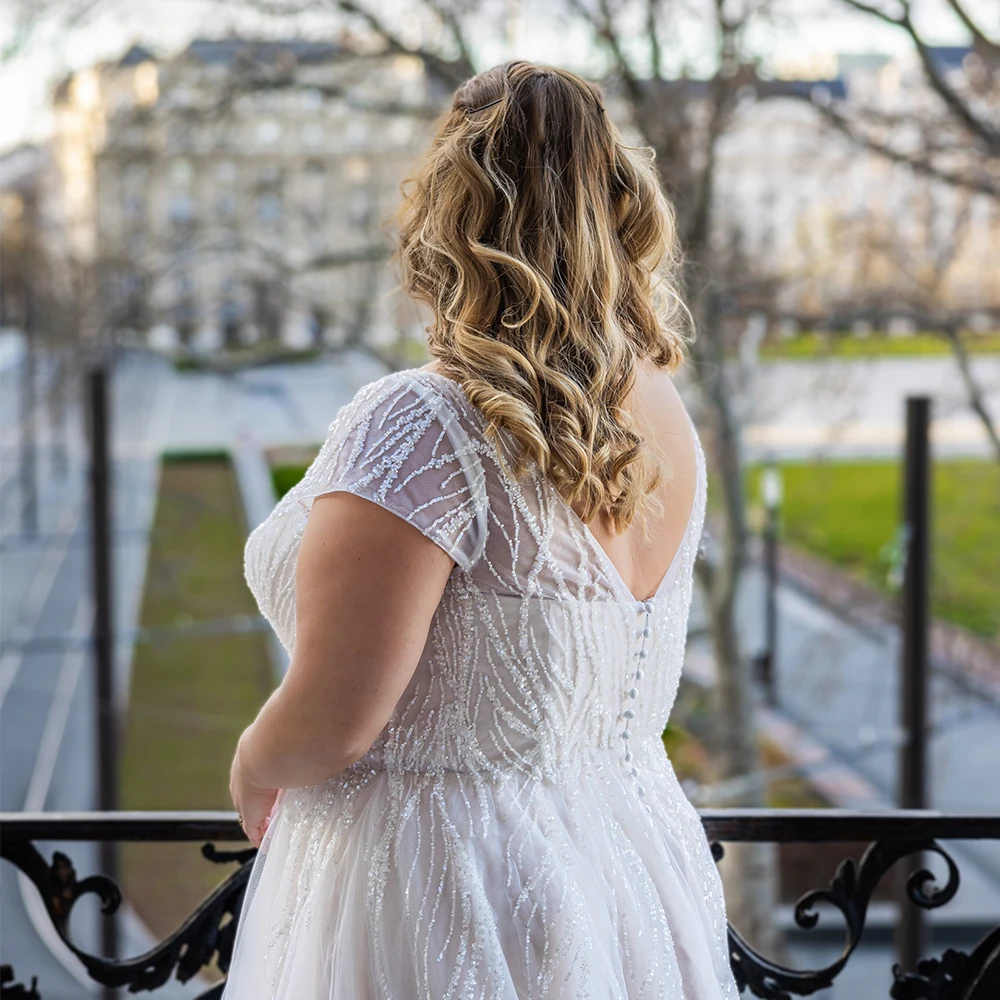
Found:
756,464 -> 783,706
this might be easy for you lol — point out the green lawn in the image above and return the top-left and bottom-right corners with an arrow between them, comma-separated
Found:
759,331 -> 1000,361
272,461 -> 314,500
120,455 -> 273,940
748,459 -> 1000,639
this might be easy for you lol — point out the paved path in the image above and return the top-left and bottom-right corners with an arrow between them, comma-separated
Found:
0,349 -> 389,996
737,354 -> 999,459
687,565 -> 1000,924
1,351 -> 171,996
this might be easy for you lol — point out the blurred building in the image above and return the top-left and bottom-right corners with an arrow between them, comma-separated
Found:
44,37 -> 445,352
1,145 -> 48,329
713,45 -> 1000,331
8,38 -> 998,352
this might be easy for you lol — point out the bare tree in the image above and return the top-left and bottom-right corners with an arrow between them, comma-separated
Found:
827,176 -> 1000,462
793,0 -> 1000,458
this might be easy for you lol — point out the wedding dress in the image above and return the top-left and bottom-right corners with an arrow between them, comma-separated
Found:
225,368 -> 740,999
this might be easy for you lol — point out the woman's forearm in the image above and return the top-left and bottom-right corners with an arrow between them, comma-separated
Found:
237,685 -> 368,790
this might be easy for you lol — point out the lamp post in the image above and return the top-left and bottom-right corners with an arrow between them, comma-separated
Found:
757,465 -> 782,707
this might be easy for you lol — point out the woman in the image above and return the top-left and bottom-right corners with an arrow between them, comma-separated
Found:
225,61 -> 739,999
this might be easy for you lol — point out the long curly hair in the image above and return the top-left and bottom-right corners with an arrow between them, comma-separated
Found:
397,60 -> 688,533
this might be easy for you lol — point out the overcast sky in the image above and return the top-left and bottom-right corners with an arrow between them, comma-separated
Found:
0,0 -> 991,155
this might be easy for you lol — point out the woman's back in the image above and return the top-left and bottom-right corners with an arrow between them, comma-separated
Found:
227,366 -> 738,998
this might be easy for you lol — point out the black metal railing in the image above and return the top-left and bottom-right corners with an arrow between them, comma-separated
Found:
2,809 -> 998,999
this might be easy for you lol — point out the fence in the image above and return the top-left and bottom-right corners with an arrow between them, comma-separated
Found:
2,808 -> 998,999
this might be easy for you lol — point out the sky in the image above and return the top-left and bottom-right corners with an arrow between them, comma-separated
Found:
0,0 -> 992,155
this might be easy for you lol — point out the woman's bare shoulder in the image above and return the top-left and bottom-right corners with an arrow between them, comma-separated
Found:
632,360 -> 689,433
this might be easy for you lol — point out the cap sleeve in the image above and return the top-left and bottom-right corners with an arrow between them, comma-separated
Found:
295,372 -> 488,571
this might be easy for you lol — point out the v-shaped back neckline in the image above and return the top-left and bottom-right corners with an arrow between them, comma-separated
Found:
550,419 -> 704,606
410,366 -> 705,606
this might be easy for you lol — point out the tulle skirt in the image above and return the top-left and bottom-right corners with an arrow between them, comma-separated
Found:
223,743 -> 739,999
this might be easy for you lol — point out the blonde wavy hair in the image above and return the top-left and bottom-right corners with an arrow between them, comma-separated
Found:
397,60 -> 688,533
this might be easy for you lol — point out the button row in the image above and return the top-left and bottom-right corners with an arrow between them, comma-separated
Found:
622,600 -> 654,814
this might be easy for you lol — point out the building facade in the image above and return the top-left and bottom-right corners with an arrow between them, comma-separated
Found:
46,37 -> 445,352
712,46 -> 1000,330
10,38 -> 998,353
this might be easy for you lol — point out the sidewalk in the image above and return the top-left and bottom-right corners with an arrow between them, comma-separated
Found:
769,541 -> 1000,705
684,566 -> 1000,930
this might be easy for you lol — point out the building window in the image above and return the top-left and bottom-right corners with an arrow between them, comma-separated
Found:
123,163 -> 147,220
257,192 -> 283,227
393,55 -> 424,81
343,157 -> 370,184
302,123 -> 324,147
169,158 -> 193,186
388,119 -> 412,146
257,120 -> 282,145
256,165 -> 282,186
216,192 -> 237,221
347,187 -> 371,229
301,89 -> 323,110
346,120 -> 368,148
168,193 -> 194,222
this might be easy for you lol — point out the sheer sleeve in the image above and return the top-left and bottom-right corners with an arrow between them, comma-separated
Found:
295,372 -> 488,571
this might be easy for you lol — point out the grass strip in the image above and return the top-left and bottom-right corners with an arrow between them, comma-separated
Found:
120,456 -> 274,941
748,459 -> 999,639
759,331 -> 1000,361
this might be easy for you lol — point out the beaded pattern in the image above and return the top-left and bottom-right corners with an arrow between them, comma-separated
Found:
226,369 -> 739,999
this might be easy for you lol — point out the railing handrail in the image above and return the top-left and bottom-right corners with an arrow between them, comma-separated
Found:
2,808 -> 998,842
4,808 -> 999,997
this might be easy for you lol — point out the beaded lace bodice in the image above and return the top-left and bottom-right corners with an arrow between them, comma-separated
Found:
244,368 -> 706,782
230,368 -> 739,1000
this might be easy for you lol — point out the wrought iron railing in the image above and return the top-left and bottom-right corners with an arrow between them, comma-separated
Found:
1,809 -> 998,999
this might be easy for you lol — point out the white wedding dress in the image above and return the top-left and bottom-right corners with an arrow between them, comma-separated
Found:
225,368 -> 740,999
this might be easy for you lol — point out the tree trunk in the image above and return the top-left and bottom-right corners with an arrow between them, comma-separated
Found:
945,326 -> 1000,464
689,279 -> 783,958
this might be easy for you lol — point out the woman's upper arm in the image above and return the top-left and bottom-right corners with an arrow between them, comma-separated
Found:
281,490 -> 456,766
250,375 -> 487,778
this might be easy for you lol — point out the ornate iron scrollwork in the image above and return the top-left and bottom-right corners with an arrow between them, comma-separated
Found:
713,838 -> 962,999
0,965 -> 41,999
0,838 -> 256,997
3,817 -> 997,998
891,926 -> 1000,1000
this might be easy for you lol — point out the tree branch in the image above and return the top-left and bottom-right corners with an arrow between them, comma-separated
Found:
786,92 -> 1000,201
944,0 -> 1000,55
838,0 -> 907,28
424,0 -> 475,74
565,0 -> 645,107
839,0 -> 1000,154
646,0 -> 663,81
944,326 -> 1000,464
335,0 -> 474,85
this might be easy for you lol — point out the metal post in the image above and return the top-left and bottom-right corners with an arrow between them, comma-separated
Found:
20,290 -> 38,536
763,504 -> 778,706
49,349 -> 69,480
756,465 -> 782,706
895,396 -> 930,972
87,365 -> 118,968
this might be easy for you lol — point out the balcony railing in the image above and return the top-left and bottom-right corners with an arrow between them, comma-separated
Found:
1,809 -> 998,999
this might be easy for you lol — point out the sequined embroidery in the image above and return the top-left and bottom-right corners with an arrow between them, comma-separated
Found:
227,369 -> 739,1000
